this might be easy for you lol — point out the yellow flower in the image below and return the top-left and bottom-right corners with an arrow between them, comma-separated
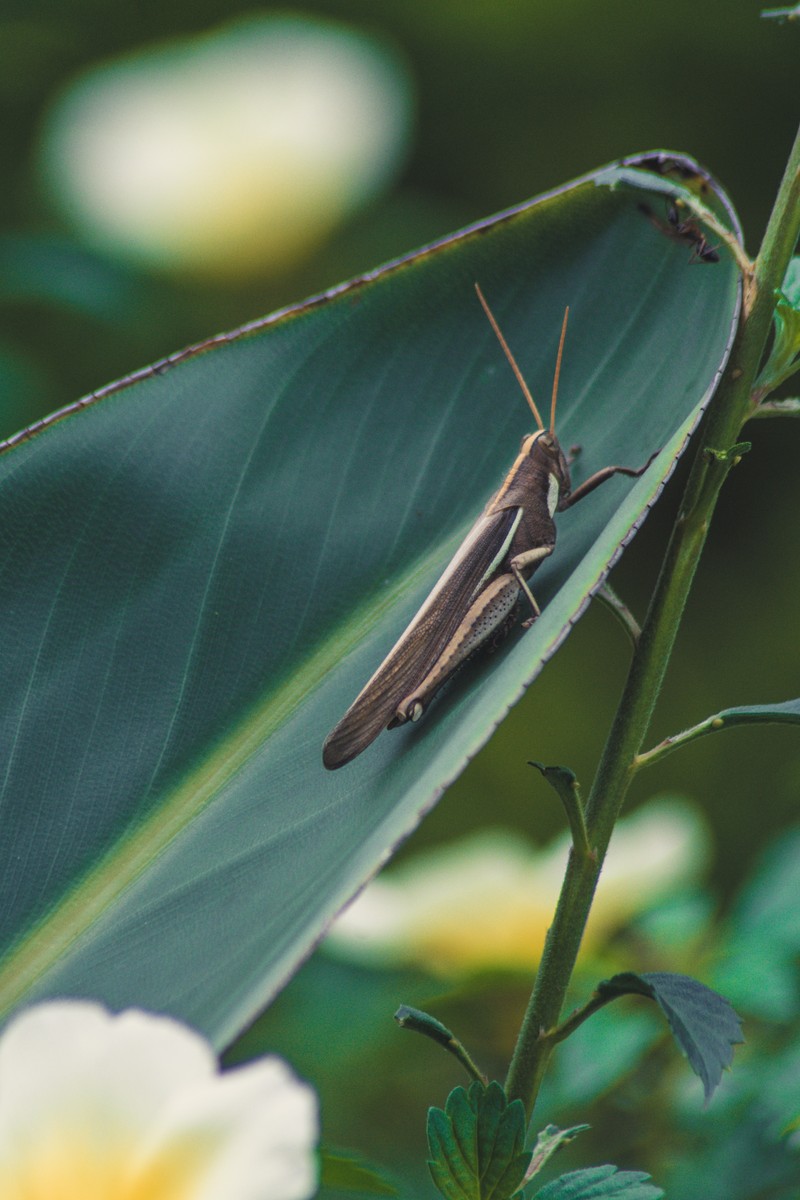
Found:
327,798 -> 708,976
0,1001 -> 317,1200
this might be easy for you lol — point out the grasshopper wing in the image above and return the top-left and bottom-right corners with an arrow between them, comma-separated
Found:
322,505 -> 521,769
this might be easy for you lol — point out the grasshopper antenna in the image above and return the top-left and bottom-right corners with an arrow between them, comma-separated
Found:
550,306 -> 569,435
475,283 -> 545,431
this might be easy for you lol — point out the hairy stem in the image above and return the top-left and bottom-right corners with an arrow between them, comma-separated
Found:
506,123 -> 800,1114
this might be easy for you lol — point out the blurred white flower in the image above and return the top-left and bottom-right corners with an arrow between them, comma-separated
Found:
328,798 -> 709,976
40,15 -> 412,278
0,1000 -> 317,1200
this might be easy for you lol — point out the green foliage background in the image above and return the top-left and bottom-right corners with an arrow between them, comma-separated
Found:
1,2 -> 798,1196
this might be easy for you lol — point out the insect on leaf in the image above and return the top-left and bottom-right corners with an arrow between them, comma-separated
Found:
0,152 -> 741,1044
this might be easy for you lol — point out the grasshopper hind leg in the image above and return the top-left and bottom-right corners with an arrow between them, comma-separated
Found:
391,572 -> 527,727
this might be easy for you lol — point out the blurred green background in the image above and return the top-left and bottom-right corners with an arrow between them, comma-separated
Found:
2,1 -> 799,1193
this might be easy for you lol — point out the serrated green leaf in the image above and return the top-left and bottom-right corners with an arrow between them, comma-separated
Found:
534,1165 -> 663,1200
465,1079 -> 487,1116
320,1151 -> 399,1196
497,1154 -> 536,1199
451,1082 -> 480,1127
428,1103 -> 474,1200
0,152 -> 740,1042
429,1157 -> 472,1200
476,1086 -> 528,1199
597,971 -> 743,1101
428,1081 -> 530,1200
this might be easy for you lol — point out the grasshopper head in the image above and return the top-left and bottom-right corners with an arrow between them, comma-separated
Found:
532,429 -> 571,515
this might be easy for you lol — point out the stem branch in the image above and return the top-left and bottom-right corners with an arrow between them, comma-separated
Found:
505,123 -> 800,1115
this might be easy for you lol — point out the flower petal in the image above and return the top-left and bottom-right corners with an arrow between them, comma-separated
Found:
135,1057 -> 318,1200
0,1001 -> 318,1200
0,1002 -> 215,1154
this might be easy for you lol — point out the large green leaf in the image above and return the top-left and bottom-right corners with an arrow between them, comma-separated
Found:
0,152 -> 740,1043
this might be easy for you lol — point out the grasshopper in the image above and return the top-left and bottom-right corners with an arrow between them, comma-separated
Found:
322,285 -> 655,769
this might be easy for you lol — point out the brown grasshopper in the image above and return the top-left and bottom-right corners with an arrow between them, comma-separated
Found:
323,285 -> 655,769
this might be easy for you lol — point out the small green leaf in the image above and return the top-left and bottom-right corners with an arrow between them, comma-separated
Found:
704,439 -> 751,465
427,1081 -> 530,1200
533,1165 -> 663,1200
781,256 -> 800,305
526,1125 -> 590,1181
597,971 -> 743,1101
756,257 -> 800,394
320,1151 -> 399,1196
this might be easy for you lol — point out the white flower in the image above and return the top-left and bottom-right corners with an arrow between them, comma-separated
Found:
0,1000 -> 318,1200
39,15 -> 412,278
328,798 -> 709,976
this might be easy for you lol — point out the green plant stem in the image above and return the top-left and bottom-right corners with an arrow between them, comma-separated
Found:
505,122 -> 800,1115
635,714 -> 727,769
637,699 -> 800,768
549,989 -> 611,1045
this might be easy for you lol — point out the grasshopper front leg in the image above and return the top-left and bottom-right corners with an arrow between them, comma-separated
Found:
510,544 -> 553,627
560,450 -> 659,509
392,544 -> 553,725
